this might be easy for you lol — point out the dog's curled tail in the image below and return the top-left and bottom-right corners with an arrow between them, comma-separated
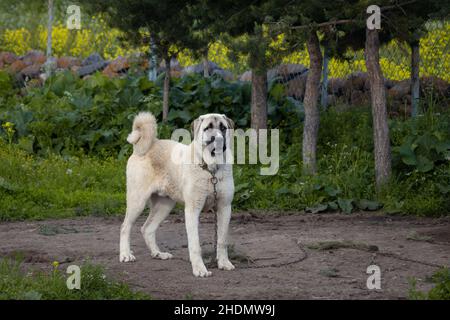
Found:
127,112 -> 157,156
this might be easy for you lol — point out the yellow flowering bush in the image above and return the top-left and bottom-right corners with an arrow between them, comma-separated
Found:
1,121 -> 15,144
1,28 -> 32,55
1,19 -> 447,81
178,22 -> 449,81
0,17 -> 143,60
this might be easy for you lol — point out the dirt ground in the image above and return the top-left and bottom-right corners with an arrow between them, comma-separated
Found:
0,211 -> 449,299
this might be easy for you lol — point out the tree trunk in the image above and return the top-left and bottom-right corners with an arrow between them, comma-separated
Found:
148,37 -> 157,81
250,69 -> 268,130
202,48 -> 210,78
320,46 -> 329,110
162,56 -> 171,121
46,0 -> 53,78
410,42 -> 420,117
302,31 -> 323,175
365,29 -> 392,188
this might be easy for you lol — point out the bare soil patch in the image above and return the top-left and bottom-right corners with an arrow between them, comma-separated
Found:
0,212 -> 449,299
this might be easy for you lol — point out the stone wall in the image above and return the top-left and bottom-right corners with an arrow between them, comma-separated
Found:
1,51 -> 448,115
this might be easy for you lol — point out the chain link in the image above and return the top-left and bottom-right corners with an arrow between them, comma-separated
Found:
210,172 -> 218,258
200,162 -> 219,261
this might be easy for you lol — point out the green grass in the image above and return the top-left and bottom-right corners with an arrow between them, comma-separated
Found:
0,258 -> 150,300
0,140 -> 126,220
409,268 -> 450,300
0,107 -> 449,221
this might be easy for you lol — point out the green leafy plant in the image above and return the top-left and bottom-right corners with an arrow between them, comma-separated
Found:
409,268 -> 450,300
0,258 -> 150,300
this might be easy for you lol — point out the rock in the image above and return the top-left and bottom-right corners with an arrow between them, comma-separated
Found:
364,77 -> 396,91
342,72 -> 368,102
388,79 -> 410,100
327,94 -> 337,106
26,78 -> 43,88
239,70 -> 252,82
20,63 -> 42,79
8,60 -> 27,73
22,50 -> 46,65
345,72 -> 368,92
156,58 -> 184,77
77,61 -> 108,77
170,70 -> 183,78
57,56 -> 81,69
277,63 -> 308,76
102,56 -> 130,77
271,63 -> 308,82
403,94 -> 411,104
212,69 -> 234,81
420,76 -> 449,97
384,78 -> 397,90
82,53 -> 104,66
350,90 -> 369,106
183,60 -> 220,75
102,67 -> 119,78
286,73 -> 308,100
140,59 -> 149,70
70,65 -> 81,74
240,65 -> 308,83
43,57 -> 58,73
107,56 -> 129,72
0,52 -> 17,64
159,57 -> 181,69
328,78 -> 345,95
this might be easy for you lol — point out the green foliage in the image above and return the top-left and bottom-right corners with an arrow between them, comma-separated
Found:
0,258 -> 150,300
0,140 -> 126,220
233,109 -> 378,213
409,268 -> 450,300
0,71 -> 303,157
1,71 -> 158,157
382,110 -> 450,216
391,111 -> 450,174
0,71 -> 14,98
0,71 -> 449,219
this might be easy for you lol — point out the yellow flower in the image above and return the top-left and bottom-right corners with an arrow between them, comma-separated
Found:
52,261 -> 59,268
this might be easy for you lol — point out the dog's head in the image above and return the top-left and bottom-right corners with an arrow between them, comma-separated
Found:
191,114 -> 234,164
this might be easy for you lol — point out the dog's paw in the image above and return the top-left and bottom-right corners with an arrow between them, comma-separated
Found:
218,259 -> 235,271
152,251 -> 173,260
119,251 -> 136,262
192,263 -> 212,277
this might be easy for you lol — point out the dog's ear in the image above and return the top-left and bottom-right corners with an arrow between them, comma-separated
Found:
191,117 -> 202,139
222,115 -> 234,130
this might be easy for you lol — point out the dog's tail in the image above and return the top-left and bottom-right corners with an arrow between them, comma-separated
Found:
127,112 -> 157,156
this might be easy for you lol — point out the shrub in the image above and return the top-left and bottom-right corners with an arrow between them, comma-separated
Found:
409,268 -> 450,300
0,258 -> 150,300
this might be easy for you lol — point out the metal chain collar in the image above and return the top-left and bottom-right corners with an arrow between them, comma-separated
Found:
200,162 -> 219,257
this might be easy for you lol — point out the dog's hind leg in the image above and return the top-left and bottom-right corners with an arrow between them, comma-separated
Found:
141,194 -> 176,260
120,189 -> 151,262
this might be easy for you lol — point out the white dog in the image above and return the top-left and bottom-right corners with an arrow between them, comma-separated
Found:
119,112 -> 235,277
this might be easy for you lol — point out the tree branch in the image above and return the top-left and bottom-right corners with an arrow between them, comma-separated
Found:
274,0 -> 418,32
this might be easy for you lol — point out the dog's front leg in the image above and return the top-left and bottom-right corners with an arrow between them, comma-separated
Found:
185,205 -> 212,277
216,204 -> 235,270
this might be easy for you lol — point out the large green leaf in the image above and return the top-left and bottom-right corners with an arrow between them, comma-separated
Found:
306,203 -> 328,214
338,198 -> 353,214
416,155 -> 434,172
356,199 -> 381,211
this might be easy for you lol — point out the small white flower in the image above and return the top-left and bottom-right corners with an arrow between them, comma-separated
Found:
66,169 -> 73,175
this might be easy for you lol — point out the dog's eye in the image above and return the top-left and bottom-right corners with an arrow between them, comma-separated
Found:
220,123 -> 226,131
204,123 -> 213,131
